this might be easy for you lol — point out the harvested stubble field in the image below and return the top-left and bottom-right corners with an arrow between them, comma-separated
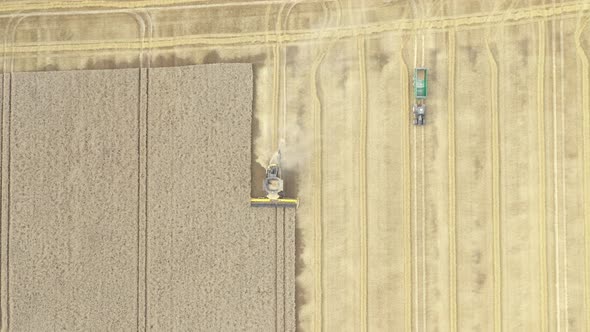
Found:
0,0 -> 589,331
2,63 -> 297,331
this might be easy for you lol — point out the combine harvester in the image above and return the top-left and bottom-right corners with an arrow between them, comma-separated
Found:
251,148 -> 298,207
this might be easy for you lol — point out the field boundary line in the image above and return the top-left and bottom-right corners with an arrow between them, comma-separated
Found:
447,30 -> 457,332
537,20 -> 548,332
574,17 -> 590,332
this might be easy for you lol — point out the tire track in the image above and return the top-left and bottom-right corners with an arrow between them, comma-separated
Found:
274,206 -> 279,332
0,0 -> 583,21
411,32 -> 422,332
399,39 -> 412,332
271,0 -> 302,163
537,20 -> 549,332
271,43 -> 280,150
420,127 -> 426,332
559,19 -> 569,332
420,35 -> 426,332
310,2 -> 341,330
0,15 -> 20,331
574,17 -> 590,332
275,206 -> 286,331
310,50 -> 324,332
280,2 -> 296,145
1,14 -> 26,332
412,117 -> 419,332
0,0 -> 329,21
0,0 -> 305,13
485,36 -> 502,332
135,10 -> 150,332
0,11 -> 149,331
270,0 -> 287,151
550,11 -> 562,332
357,35 -> 368,332
411,35 -> 418,330
415,18 -> 427,332
447,30 -> 457,332
3,2 -> 590,55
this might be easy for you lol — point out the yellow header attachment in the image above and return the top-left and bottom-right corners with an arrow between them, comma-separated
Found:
250,197 -> 299,207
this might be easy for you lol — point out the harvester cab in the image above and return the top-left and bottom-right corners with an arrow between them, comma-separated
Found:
263,150 -> 284,200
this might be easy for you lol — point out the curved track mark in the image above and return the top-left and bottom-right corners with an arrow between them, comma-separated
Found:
3,3 -> 590,55
309,2 -> 341,331
484,36 -> 502,332
310,50 -> 324,332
